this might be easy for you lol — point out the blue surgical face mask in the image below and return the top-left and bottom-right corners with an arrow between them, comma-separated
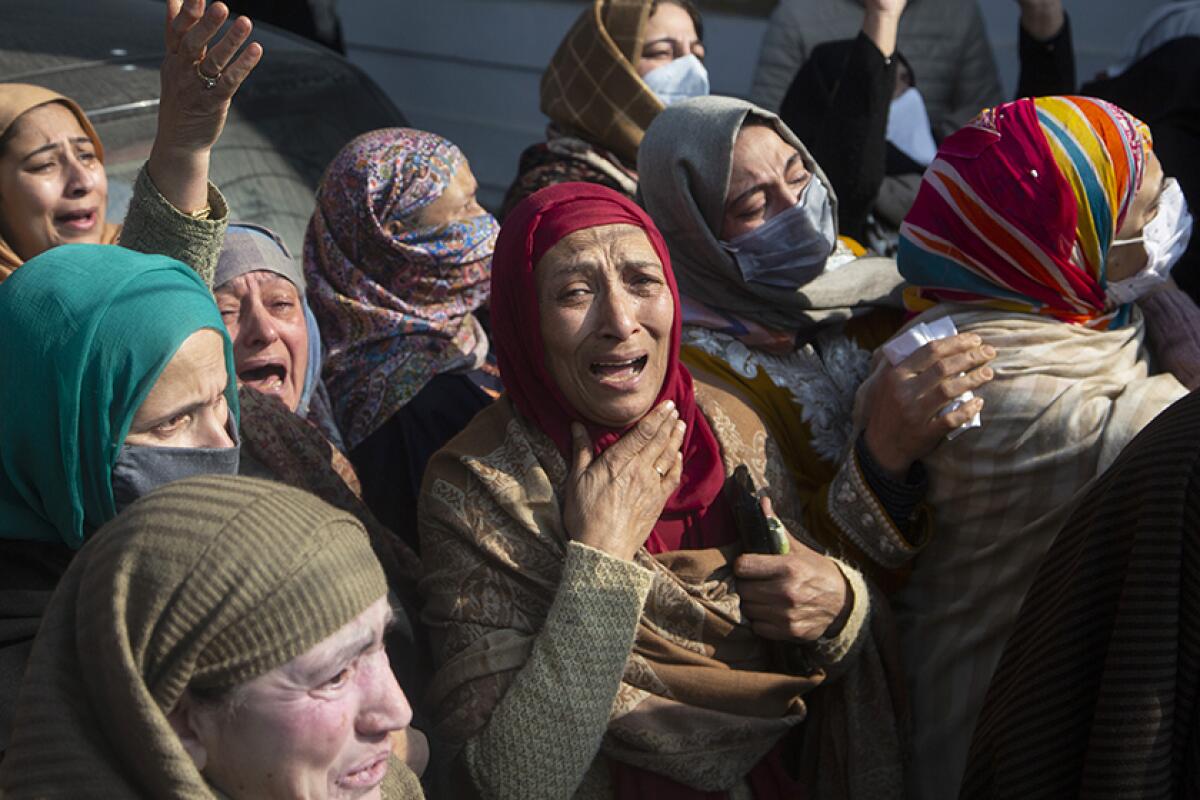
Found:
642,54 -> 710,107
110,427 -> 241,515
722,178 -> 837,289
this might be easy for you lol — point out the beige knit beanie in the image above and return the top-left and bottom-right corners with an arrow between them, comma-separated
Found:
0,475 -> 397,798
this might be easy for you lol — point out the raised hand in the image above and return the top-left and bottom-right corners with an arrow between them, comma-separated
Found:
148,0 -> 264,213
863,333 -> 995,478
563,400 -> 686,562
735,497 -> 849,642
1015,0 -> 1065,42
863,0 -> 907,58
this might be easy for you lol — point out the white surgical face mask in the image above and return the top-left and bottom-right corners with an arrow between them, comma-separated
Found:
722,178 -> 838,289
642,54 -> 709,107
886,86 -> 938,167
1107,177 -> 1194,306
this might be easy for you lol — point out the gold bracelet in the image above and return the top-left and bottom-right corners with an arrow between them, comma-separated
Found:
186,206 -> 212,221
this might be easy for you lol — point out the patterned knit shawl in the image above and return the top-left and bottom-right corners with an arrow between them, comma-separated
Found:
420,385 -> 906,796
541,0 -> 665,167
303,128 -> 497,451
899,96 -> 1153,329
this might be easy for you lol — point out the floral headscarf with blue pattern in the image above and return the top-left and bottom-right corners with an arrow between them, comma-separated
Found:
303,128 -> 499,449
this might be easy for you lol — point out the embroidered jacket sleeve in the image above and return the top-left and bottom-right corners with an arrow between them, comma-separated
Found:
815,440 -> 932,593
681,317 -> 933,590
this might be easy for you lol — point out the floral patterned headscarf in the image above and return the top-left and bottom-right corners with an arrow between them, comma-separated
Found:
303,128 -> 499,450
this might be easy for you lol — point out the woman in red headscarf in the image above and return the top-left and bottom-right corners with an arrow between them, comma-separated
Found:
418,183 -> 905,799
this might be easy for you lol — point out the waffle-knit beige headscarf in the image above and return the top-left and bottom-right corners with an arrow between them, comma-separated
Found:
0,475 -> 423,799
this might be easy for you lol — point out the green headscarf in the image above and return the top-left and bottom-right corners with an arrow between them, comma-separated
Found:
0,244 -> 238,548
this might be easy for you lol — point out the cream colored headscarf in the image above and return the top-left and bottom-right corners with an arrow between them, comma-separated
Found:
0,83 -> 119,281
0,475 -> 423,799
638,95 -> 903,332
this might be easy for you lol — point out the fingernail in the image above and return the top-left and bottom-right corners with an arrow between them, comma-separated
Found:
969,335 -> 982,346
981,345 -> 996,358
664,400 -> 676,413
981,366 -> 994,380
676,420 -> 686,433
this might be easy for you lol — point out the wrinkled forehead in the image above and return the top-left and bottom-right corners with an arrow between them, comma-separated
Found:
535,223 -> 661,276
2,101 -> 95,154
216,227 -> 300,290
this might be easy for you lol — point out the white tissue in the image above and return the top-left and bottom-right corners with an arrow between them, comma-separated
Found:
881,317 -> 982,440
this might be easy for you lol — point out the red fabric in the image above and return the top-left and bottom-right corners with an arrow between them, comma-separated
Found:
490,182 -> 728,553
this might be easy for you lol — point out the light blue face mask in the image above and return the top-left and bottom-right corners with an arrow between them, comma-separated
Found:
642,54 -> 710,106
722,178 -> 837,289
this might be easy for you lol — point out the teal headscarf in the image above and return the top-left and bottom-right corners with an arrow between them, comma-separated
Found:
0,245 -> 239,548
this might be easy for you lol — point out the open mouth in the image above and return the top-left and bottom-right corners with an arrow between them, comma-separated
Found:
339,752 -> 390,790
55,209 -> 98,232
589,354 -> 648,385
238,362 -> 288,393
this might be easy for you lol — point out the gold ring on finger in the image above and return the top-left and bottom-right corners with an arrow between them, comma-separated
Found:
196,61 -> 221,90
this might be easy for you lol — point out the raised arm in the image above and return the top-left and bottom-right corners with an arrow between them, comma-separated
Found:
778,0 -> 905,241
148,0 -> 261,214
1014,0 -> 1076,98
119,0 -> 261,285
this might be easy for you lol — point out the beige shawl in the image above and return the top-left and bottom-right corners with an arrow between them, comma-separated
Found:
876,305 -> 1188,800
421,376 -> 906,796
0,83 -> 119,279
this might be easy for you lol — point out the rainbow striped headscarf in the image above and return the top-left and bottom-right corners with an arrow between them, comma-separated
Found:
898,96 -> 1153,328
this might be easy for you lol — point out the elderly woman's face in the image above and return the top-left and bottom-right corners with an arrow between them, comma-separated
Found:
1108,150 -> 1166,282
125,329 -> 235,449
637,2 -> 704,78
215,271 -> 309,412
412,159 -> 485,229
0,103 -> 108,261
722,124 -> 813,240
175,596 -> 412,800
537,224 -> 674,428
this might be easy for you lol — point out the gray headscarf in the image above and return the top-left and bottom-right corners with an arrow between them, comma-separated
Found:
637,95 -> 903,333
214,224 -> 347,452
214,223 -> 324,419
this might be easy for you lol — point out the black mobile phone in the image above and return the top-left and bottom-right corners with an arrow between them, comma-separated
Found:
725,465 -> 785,555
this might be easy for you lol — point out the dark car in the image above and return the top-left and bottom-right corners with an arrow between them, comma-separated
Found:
1,0 -> 408,258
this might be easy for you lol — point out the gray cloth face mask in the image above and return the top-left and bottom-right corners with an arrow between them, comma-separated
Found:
111,435 -> 240,514
722,178 -> 837,289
